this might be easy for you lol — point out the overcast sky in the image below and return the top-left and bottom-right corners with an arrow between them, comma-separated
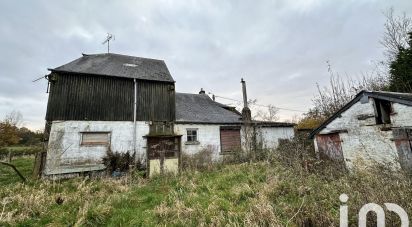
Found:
1,0 -> 411,130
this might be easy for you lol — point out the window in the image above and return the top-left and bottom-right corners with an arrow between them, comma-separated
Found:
186,129 -> 198,142
81,132 -> 110,146
374,99 -> 392,124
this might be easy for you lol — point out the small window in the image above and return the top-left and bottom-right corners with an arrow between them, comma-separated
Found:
81,132 -> 110,146
186,129 -> 198,142
374,99 -> 392,124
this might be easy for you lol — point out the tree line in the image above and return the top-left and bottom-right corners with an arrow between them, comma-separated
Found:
0,111 -> 43,148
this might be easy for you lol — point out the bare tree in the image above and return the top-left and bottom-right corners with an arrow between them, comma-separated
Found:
380,8 -> 412,62
307,8 -> 410,121
309,61 -> 389,119
253,105 -> 279,122
4,111 -> 22,126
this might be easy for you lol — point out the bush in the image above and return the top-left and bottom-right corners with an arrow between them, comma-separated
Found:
102,150 -> 136,174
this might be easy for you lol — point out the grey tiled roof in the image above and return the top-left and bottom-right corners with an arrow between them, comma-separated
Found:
175,92 -> 296,127
50,53 -> 174,82
176,93 -> 242,124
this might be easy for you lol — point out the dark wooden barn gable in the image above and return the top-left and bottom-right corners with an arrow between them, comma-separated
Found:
45,73 -> 175,122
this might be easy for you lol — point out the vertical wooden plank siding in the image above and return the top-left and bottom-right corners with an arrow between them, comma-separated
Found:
45,73 -> 175,121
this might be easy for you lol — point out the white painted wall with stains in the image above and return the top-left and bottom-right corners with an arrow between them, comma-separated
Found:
174,124 -> 222,159
45,121 -> 149,175
175,123 -> 295,159
315,97 -> 412,168
257,127 -> 295,149
45,121 -> 295,175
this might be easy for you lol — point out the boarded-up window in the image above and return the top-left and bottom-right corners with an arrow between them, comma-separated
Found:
220,127 -> 241,152
81,132 -> 110,145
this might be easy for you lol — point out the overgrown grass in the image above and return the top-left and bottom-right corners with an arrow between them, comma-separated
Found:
1,156 -> 411,226
0,156 -> 34,186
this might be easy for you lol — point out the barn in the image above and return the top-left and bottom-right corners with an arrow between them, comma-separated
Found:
37,53 -> 295,177
309,90 -> 412,170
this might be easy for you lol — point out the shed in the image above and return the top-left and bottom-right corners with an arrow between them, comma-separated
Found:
310,90 -> 412,170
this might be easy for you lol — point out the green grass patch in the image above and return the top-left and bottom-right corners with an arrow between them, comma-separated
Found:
0,146 -> 41,158
1,157 -> 411,226
0,156 -> 34,186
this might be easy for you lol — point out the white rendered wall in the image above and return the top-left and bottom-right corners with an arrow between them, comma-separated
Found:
174,124 -> 221,159
391,103 -> 412,127
257,127 -> 295,149
175,123 -> 295,158
45,121 -> 149,175
315,98 -> 412,168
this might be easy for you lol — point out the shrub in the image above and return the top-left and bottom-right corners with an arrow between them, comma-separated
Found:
181,146 -> 214,171
102,150 -> 136,174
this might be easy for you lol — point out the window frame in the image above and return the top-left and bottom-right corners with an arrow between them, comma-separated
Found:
186,128 -> 198,143
80,131 -> 111,146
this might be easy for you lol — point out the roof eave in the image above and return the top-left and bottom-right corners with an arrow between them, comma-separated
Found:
48,69 -> 176,83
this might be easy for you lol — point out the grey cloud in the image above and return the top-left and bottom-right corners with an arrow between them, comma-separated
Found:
0,0 -> 411,129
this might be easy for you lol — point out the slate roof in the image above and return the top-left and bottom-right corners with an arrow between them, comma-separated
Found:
309,90 -> 412,138
176,93 -> 242,124
176,92 -> 295,127
49,53 -> 174,82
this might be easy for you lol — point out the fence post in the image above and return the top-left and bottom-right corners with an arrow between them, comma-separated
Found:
8,150 -> 12,163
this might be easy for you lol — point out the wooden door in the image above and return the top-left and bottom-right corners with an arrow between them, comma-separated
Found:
316,133 -> 344,162
147,136 -> 180,177
393,128 -> 412,172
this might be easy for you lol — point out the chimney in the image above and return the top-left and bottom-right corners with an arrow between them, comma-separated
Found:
241,78 -> 251,122
199,88 -> 206,94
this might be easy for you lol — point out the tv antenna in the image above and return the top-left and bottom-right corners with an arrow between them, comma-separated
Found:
102,33 -> 115,53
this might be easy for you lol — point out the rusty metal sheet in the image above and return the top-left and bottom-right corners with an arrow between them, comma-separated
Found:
316,133 -> 344,162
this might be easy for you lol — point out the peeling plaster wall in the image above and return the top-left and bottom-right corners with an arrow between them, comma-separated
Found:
174,124 -> 221,159
257,127 -> 295,149
315,98 -> 412,168
391,103 -> 412,127
45,121 -> 149,175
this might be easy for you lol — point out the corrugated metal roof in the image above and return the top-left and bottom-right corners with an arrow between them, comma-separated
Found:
50,53 -> 174,82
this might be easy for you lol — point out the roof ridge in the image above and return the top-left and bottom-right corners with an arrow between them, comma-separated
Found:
81,52 -> 165,62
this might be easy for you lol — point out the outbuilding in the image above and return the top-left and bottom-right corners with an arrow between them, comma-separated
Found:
309,91 -> 412,170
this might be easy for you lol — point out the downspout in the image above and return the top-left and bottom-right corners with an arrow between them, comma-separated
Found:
133,79 -> 137,156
